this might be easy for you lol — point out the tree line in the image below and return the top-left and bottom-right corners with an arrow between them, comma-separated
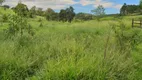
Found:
9,3 -> 95,22
120,0 -> 142,15
0,0 -> 107,22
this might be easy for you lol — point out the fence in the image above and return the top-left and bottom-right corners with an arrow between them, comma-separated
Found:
132,19 -> 142,28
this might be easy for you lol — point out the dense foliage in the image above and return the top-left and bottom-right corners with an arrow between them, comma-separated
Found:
0,2 -> 142,80
91,5 -> 105,20
120,3 -> 140,15
29,6 -> 36,18
45,8 -> 58,21
59,6 -> 75,23
13,3 -> 29,17
4,15 -> 34,39
75,13 -> 93,21
120,0 -> 142,15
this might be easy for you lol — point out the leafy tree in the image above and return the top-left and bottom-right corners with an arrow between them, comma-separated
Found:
0,0 -> 5,6
14,3 -> 29,17
120,3 -> 127,15
140,0 -> 142,9
66,6 -> 75,23
127,5 -> 139,14
45,8 -> 58,21
59,6 -> 75,22
29,6 -> 36,18
59,9 -> 67,22
75,12 -> 93,21
36,8 -> 43,16
139,0 -> 142,14
120,3 -> 140,15
2,14 -> 8,22
4,15 -> 34,38
51,12 -> 59,21
91,5 -> 105,20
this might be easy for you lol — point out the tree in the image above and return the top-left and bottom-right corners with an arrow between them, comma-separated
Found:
120,3 -> 127,15
36,8 -> 43,16
139,0 -> 142,13
29,6 -> 36,18
91,5 -> 105,20
59,6 -> 75,23
66,6 -> 75,23
59,9 -> 67,22
14,3 -> 29,17
120,3 -> 140,15
140,0 -> 142,9
0,0 -> 5,6
91,5 -> 105,16
75,13 -> 93,21
45,8 -> 57,21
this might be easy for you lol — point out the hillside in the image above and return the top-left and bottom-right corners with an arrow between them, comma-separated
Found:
0,7 -> 142,80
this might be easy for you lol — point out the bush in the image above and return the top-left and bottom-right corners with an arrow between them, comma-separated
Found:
75,13 -> 93,21
4,15 -> 35,39
111,21 -> 142,53
2,14 -> 9,22
39,22 -> 43,27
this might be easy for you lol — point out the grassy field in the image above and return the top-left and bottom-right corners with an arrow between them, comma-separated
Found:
0,8 -> 142,80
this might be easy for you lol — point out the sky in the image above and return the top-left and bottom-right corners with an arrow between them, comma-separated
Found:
3,0 -> 140,14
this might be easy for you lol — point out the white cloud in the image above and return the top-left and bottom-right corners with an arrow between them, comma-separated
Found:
113,4 -> 122,9
80,0 -> 93,6
3,0 -> 122,10
80,0 -> 122,9
3,0 -> 78,10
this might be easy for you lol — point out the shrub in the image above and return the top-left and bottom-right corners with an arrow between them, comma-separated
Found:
111,21 -> 142,53
2,14 -> 8,22
4,15 -> 35,39
39,22 -> 43,27
75,13 -> 93,21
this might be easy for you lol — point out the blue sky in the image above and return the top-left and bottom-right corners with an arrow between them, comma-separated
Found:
3,0 -> 140,14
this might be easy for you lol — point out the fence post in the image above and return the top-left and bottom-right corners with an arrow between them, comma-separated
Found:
140,20 -> 142,28
132,19 -> 134,28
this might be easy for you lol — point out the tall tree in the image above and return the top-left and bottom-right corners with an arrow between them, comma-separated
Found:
140,0 -> 142,9
0,0 -> 5,6
91,5 -> 105,20
45,8 -> 56,21
14,3 -> 29,17
59,9 -> 67,22
66,6 -> 75,23
91,5 -> 105,16
29,6 -> 36,18
120,3 -> 127,15
59,6 -> 75,22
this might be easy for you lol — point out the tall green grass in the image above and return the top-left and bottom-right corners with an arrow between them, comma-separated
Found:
0,11 -> 142,80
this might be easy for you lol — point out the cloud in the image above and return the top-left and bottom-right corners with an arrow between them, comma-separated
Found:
113,4 -> 122,9
80,0 -> 122,9
80,0 -> 93,6
3,0 -> 78,10
3,0 -> 122,10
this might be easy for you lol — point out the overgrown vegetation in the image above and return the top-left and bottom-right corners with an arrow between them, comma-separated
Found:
0,1 -> 142,80
120,0 -> 142,15
4,15 -> 34,39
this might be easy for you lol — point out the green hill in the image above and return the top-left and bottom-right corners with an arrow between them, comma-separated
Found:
0,7 -> 142,80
